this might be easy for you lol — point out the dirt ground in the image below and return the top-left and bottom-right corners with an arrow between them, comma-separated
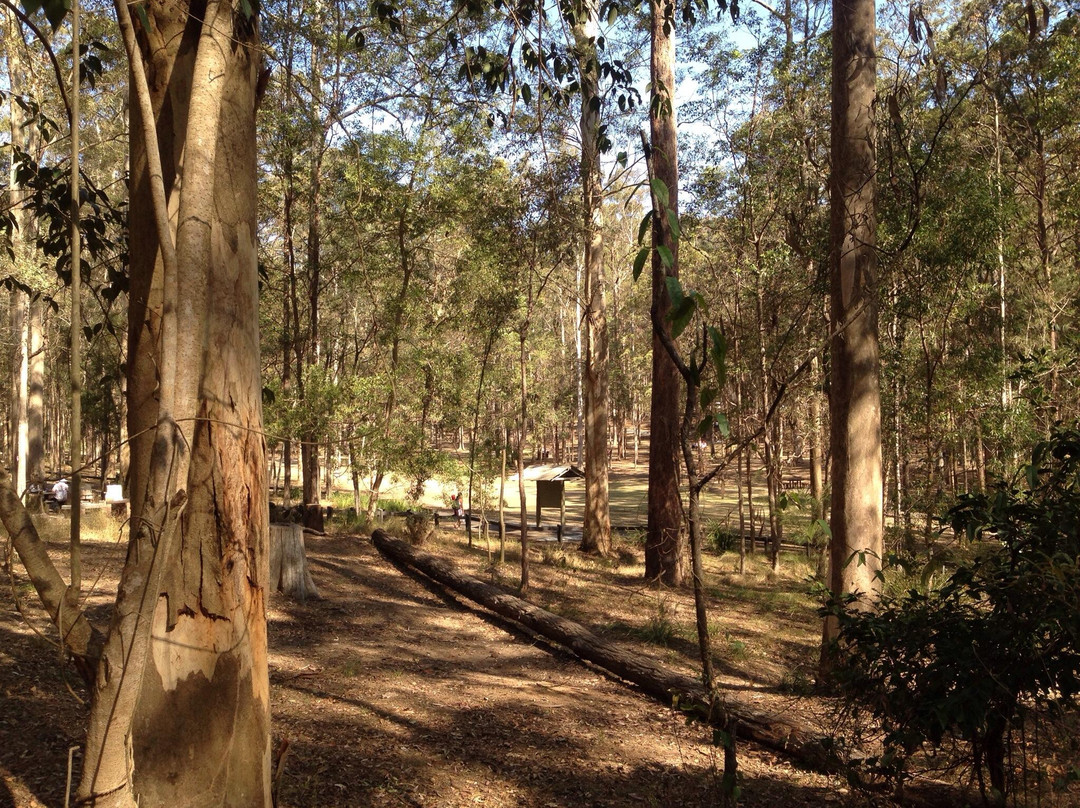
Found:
0,515 -> 864,808
15,496 -> 1072,808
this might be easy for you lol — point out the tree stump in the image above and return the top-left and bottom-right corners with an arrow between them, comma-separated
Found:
269,523 -> 320,601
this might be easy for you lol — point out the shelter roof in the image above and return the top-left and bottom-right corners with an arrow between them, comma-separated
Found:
513,464 -> 585,482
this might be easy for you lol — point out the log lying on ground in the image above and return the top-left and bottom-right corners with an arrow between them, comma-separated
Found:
372,529 -> 836,771
270,522 -> 320,600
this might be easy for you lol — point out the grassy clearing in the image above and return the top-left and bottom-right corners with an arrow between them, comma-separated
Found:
413,523 -> 824,691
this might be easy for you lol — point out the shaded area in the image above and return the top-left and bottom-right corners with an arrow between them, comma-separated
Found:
0,624 -> 87,808
269,534 -> 847,807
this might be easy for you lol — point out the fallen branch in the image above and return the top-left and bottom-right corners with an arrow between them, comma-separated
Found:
0,481 -> 103,684
372,529 -> 838,771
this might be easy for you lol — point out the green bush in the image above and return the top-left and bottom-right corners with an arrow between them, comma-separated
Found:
825,426 -> 1080,806
706,521 -> 738,555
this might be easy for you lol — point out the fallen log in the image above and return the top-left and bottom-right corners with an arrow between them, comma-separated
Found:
372,529 -> 836,771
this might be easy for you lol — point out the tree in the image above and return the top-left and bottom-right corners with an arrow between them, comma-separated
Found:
644,0 -> 687,586
572,0 -> 612,555
76,0 -> 271,802
821,0 -> 883,663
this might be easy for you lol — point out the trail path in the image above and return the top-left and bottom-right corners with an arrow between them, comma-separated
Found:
269,533 -> 846,807
0,530 -> 848,808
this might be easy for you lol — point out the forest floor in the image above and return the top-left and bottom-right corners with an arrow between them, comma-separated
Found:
0,516 -> 855,808
2,460 -> 1070,807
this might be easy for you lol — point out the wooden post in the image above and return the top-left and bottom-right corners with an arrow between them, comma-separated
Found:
559,488 -> 566,543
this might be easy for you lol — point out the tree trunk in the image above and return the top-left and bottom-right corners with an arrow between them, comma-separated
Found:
518,331 -> 530,594
575,0 -> 612,556
372,530 -> 835,770
499,424 -> 508,564
26,295 -> 44,511
269,523 -> 320,601
644,0 -> 686,585
0,483 -> 102,680
6,11 -> 36,502
821,0 -> 882,667
755,279 -> 783,571
809,355 -> 823,521
80,2 -> 271,803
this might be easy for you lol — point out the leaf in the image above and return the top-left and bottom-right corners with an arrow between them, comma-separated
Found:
688,290 -> 707,315
667,208 -> 681,240
134,3 -> 151,33
715,413 -> 730,437
657,244 -> 673,268
632,247 -> 649,281
650,177 -> 670,208
616,150 -> 627,169
521,83 -> 532,105
707,326 -> 727,388
670,300 -> 694,338
40,0 -> 69,29
665,275 -> 684,308
636,210 -> 653,245
699,385 -> 718,409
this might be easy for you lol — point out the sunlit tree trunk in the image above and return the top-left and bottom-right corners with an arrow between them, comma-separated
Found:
80,1 -> 270,803
574,0 -> 612,555
821,0 -> 883,667
6,10 -> 36,502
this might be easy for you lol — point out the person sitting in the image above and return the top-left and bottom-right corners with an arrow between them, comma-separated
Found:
51,478 -> 69,511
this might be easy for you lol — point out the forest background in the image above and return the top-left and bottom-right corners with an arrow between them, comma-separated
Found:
0,0 -> 1078,804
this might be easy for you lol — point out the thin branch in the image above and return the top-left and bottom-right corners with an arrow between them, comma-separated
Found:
0,0 -> 71,121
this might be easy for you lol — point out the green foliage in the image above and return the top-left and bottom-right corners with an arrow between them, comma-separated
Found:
706,521 -> 738,555
826,426 -> 1080,804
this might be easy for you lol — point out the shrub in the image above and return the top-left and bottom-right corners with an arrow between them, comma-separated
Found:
706,521 -> 738,555
825,426 -> 1080,806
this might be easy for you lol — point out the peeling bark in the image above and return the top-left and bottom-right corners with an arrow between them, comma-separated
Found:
77,0 -> 270,804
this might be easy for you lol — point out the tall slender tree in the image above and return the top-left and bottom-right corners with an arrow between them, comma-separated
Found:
821,0 -> 883,662
644,0 -> 687,585
572,0 -> 612,555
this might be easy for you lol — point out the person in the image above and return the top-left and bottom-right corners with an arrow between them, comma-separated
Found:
51,478 -> 69,511
451,493 -> 463,527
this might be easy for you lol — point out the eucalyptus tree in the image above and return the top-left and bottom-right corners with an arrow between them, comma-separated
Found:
820,0 -> 882,661
0,0 -> 272,800
986,4 -> 1080,428
5,7 -> 43,505
642,0 -> 687,585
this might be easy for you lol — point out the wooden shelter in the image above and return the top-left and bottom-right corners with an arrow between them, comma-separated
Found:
518,464 -> 584,538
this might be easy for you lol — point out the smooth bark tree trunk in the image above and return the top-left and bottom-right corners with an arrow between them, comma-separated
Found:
6,11 -> 36,502
755,280 -> 783,571
809,355 -> 824,521
80,1 -> 271,803
575,0 -> 612,556
518,331 -> 530,594
499,424 -> 508,564
821,0 -> 883,668
644,0 -> 686,586
26,295 -> 44,510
